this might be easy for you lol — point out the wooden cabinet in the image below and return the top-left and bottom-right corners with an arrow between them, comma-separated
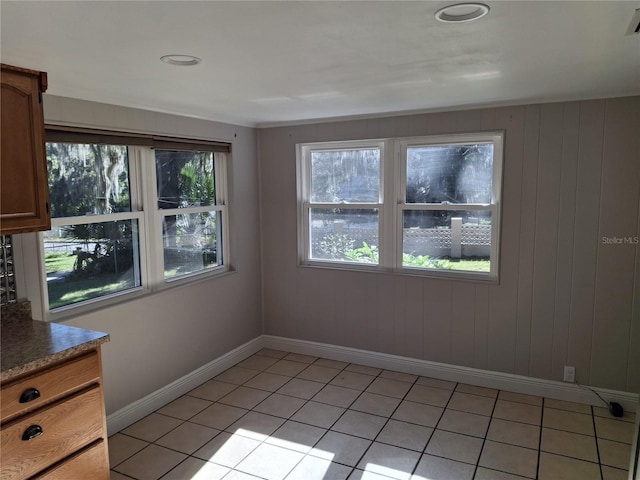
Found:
0,349 -> 110,480
0,63 -> 51,235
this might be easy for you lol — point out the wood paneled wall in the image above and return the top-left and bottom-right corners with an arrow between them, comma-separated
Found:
258,96 -> 640,392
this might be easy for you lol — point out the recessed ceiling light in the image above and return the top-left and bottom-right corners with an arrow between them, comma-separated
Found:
160,55 -> 202,66
435,3 -> 490,23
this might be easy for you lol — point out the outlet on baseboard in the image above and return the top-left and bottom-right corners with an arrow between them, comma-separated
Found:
563,365 -> 576,382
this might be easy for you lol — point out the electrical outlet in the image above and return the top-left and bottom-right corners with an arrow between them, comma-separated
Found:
564,366 -> 576,382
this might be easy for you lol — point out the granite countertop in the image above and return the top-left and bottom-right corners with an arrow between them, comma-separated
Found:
1,305 -> 110,382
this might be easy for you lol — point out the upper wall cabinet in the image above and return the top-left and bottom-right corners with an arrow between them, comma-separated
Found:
1,64 -> 50,235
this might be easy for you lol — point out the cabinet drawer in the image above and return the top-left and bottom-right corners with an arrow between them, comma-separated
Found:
32,440 -> 109,480
1,386 -> 104,480
1,352 -> 100,423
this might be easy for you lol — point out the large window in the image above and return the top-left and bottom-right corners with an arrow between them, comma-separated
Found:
298,133 -> 503,280
43,130 -> 230,314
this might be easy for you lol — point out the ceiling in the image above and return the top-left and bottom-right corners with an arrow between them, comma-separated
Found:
1,1 -> 639,127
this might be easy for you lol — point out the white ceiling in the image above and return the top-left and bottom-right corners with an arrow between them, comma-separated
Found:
2,1 -> 639,127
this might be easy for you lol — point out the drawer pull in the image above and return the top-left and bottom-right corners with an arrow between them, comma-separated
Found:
22,425 -> 44,441
19,387 -> 41,403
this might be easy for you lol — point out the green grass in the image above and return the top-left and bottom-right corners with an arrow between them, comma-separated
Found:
45,252 -> 76,274
448,259 -> 491,272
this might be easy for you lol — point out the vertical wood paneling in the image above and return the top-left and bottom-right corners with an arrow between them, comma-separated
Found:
377,274 -> 396,354
628,203 -> 640,393
590,97 -> 640,388
405,276 -> 425,359
529,103 -> 564,380
423,279 -> 452,364
427,112 -> 457,134
451,283 -> 476,367
568,100 -> 605,384
474,285 -> 489,369
393,276 -> 408,355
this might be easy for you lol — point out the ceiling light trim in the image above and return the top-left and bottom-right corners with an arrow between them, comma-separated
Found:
160,54 -> 202,66
435,3 -> 490,23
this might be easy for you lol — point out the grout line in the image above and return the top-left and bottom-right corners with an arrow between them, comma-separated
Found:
592,405 -> 605,480
471,388 -> 500,479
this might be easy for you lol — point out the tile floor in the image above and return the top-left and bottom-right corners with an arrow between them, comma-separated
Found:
109,349 -> 636,480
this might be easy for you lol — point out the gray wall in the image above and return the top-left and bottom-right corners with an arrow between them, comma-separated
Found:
259,96 -> 640,393
40,96 -> 263,414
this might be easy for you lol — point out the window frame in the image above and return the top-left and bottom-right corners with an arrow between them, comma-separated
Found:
297,132 -> 504,282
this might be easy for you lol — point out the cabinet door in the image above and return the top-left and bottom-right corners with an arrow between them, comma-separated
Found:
0,66 -> 50,234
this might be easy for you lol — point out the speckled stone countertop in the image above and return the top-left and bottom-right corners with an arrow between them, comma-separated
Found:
1,311 -> 109,382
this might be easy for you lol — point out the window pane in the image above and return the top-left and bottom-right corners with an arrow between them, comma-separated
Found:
162,211 -> 220,279
403,210 -> 492,272
46,143 -> 131,217
406,143 -> 493,204
156,150 -> 216,209
310,208 -> 379,263
44,220 -> 141,309
311,149 -> 380,203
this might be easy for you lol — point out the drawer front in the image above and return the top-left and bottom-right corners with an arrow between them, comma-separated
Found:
1,386 -> 104,480
1,351 -> 100,422
32,440 -> 109,480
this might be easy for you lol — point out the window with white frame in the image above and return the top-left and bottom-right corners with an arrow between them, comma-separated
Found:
43,129 -> 230,313
297,132 -> 503,280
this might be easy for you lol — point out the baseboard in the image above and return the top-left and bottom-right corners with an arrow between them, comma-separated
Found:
261,335 -> 639,412
106,336 -> 263,435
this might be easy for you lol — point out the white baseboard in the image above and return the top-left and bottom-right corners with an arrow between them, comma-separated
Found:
262,335 -> 639,413
107,334 -> 638,435
106,336 -> 263,435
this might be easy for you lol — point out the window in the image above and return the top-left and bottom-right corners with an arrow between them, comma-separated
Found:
298,133 -> 503,281
42,129 -> 230,314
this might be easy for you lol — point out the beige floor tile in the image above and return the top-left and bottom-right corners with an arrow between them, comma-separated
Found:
287,456 -> 353,480
265,420 -> 326,453
498,391 -> 542,406
108,433 -> 149,467
544,398 -> 591,414
297,364 -> 342,383
412,454 -> 475,480
215,366 -> 261,385
478,440 -> 538,478
376,419 -> 433,452
226,411 -> 285,440
243,372 -> 291,391
417,376 -> 457,390
190,403 -> 248,430
256,348 -> 288,359
357,442 -> 421,480
266,359 -> 310,376
405,384 -> 452,407
113,444 -> 187,480
218,386 -> 271,409
236,442 -> 305,480
426,429 -> 483,464
332,410 -> 388,439
314,358 -> 349,369
595,416 -> 634,443
446,391 -> 495,416
236,354 -> 280,371
486,418 -> 540,449
254,393 -> 306,418
493,400 -> 542,425
276,378 -> 325,399
224,471 -> 265,480
392,400 -> 443,427
313,384 -> 361,407
456,383 -> 498,398
438,408 -> 490,438
542,407 -> 594,435
350,392 -> 401,417
593,406 -> 635,423
109,472 -> 132,480
474,467 -> 530,480
330,371 -> 376,390
366,377 -> 412,398
598,438 -> 632,469
155,421 -> 220,454
602,466 -> 630,480
349,469 -> 396,480
345,363 -> 383,376
188,379 -> 237,401
379,370 -> 418,383
193,431 -> 260,467
120,413 -> 183,442
310,431 -> 372,467
538,452 -> 600,480
540,427 -> 598,462
156,395 -> 213,420
291,400 -> 346,428
161,457 -> 229,480
284,353 -> 318,364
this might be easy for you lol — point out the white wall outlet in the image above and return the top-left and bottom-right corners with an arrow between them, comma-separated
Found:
564,366 -> 576,382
